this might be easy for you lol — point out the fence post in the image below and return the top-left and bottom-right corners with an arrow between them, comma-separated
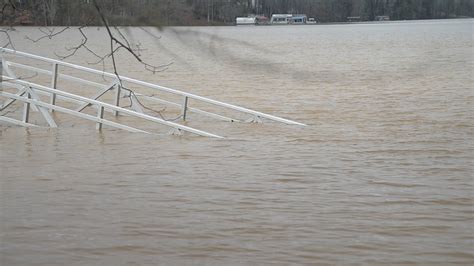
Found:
22,91 -> 31,123
50,63 -> 58,112
181,96 -> 189,121
113,82 -> 121,116
96,106 -> 104,130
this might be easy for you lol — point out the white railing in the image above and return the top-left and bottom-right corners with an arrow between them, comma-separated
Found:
1,78 -> 224,138
0,48 -> 305,137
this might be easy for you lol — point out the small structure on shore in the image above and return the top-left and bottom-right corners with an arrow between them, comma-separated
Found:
289,14 -> 307,24
270,14 -> 293,24
270,14 -> 309,24
235,15 -> 269,25
236,17 -> 257,25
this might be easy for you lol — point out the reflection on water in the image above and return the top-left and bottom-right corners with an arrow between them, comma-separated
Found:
1,19 -> 473,264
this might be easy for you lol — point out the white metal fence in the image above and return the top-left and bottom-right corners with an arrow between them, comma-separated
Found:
0,48 -> 305,138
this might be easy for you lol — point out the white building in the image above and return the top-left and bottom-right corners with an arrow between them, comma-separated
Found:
270,14 -> 292,24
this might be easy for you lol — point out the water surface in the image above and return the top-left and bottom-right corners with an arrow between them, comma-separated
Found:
1,19 -> 473,264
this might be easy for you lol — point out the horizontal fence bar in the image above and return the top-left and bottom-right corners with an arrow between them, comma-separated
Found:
4,82 -> 145,117
4,82 -> 86,106
0,116 -> 40,127
136,94 -> 239,122
1,48 -> 306,126
1,91 -> 149,133
6,61 -> 107,89
2,77 -> 224,138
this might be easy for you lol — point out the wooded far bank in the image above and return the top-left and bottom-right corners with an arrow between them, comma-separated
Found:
2,0 -> 473,26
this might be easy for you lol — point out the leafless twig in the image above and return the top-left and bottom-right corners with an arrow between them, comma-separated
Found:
0,27 -> 14,49
25,26 -> 70,42
54,26 -> 101,60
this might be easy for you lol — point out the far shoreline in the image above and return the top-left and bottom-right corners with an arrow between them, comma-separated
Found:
2,17 -> 472,28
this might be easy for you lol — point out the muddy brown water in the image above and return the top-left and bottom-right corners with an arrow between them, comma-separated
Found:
1,19 -> 473,265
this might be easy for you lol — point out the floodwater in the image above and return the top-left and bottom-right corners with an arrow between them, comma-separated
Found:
1,19 -> 473,264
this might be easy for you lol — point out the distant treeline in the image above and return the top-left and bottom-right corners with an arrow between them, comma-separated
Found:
2,0 -> 473,26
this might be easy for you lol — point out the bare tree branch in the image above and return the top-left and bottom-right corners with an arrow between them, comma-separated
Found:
0,27 -> 14,49
91,0 -> 171,81
25,26 -> 69,42
54,27 -> 96,59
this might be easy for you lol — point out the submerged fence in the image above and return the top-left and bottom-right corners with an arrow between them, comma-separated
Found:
0,48 -> 305,138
